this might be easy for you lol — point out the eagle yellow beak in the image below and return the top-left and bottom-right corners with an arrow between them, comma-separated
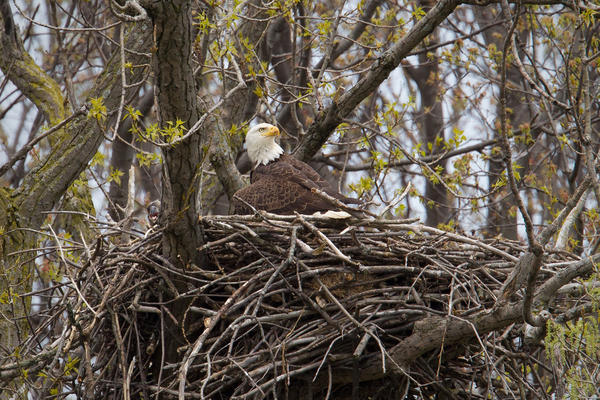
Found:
263,125 -> 280,137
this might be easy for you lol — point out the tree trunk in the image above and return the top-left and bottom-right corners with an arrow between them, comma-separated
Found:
404,0 -> 448,228
145,0 -> 208,382
474,5 -> 531,240
147,0 -> 205,267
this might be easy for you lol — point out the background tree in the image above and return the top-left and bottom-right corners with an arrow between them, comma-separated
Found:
403,0 -> 450,228
0,0 -> 598,398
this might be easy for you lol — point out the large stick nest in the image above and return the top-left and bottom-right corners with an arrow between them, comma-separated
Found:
19,214 -> 584,399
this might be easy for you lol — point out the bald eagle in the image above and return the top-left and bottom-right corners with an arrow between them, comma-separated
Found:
232,123 -> 361,215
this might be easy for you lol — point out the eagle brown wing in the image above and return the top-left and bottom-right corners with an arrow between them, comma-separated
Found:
253,155 -> 360,205
280,154 -> 329,187
232,176 -> 333,215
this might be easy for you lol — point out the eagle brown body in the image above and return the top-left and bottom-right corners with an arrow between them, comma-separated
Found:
233,154 -> 360,214
232,123 -> 360,215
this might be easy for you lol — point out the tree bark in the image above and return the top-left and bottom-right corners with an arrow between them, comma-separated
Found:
143,1 -> 211,385
0,0 -> 65,126
146,0 -> 205,266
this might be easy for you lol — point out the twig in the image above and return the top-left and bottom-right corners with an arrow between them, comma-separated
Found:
296,214 -> 360,267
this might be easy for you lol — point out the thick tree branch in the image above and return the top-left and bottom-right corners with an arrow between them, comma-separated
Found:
209,126 -> 246,201
0,107 -> 86,178
537,175 -> 592,246
536,253 -> 600,305
324,245 -> 599,386
554,188 -> 589,251
499,176 -> 592,325
309,299 -> 522,386
13,21 -> 152,227
315,139 -> 498,171
0,0 -> 65,125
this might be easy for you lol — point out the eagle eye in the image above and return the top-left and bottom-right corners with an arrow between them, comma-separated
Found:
259,127 -> 265,132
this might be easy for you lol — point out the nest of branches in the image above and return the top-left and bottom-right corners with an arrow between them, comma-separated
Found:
16,213 -> 585,399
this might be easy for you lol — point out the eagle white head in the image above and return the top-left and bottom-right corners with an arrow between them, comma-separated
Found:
245,123 -> 284,166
